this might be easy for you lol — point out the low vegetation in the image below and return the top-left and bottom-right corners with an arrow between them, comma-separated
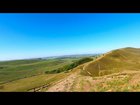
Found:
45,57 -> 93,74
0,57 -> 80,84
0,73 -> 72,92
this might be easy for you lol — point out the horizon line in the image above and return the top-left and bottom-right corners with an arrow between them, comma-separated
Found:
0,52 -> 103,62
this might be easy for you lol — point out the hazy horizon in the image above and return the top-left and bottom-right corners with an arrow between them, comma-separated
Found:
0,13 -> 140,61
0,52 -> 103,61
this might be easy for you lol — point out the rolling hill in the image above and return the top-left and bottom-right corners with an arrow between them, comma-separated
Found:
81,47 -> 140,77
44,47 -> 140,92
0,57 -> 81,84
1,47 -> 140,92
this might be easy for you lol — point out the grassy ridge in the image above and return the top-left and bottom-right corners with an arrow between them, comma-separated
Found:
81,47 -> 140,77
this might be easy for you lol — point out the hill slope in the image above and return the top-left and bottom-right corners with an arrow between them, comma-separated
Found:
81,47 -> 140,76
42,47 -> 140,92
46,70 -> 140,92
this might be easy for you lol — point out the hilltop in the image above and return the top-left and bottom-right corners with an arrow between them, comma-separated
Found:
81,47 -> 140,76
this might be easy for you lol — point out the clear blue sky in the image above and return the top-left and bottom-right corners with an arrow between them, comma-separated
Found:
0,13 -> 140,61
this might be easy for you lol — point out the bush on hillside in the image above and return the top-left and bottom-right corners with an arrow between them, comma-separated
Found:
45,57 -> 93,74
0,67 -> 4,69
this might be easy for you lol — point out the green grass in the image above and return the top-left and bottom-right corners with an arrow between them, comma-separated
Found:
45,57 -> 93,74
0,72 -> 70,92
0,57 -> 80,84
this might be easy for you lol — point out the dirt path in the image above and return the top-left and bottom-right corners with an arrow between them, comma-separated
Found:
47,71 -> 80,92
46,70 -> 140,92
69,75 -> 81,92
46,52 -> 140,92
82,52 -> 112,75
46,53 -> 113,92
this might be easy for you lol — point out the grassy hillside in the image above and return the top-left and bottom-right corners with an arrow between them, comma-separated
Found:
0,73 -> 71,92
0,57 -> 80,84
81,47 -> 140,77
19,47 -> 140,92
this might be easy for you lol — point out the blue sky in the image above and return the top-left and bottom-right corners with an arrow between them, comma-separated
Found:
0,13 -> 140,61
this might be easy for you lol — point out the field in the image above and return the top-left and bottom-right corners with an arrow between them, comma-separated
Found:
0,57 -> 82,85
0,56 -> 95,92
0,73 -> 72,92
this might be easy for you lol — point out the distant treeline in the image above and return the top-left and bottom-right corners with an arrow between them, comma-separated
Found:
45,57 -> 93,74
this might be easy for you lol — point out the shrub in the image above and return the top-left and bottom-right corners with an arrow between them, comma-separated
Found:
0,67 -> 4,69
45,57 -> 93,74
